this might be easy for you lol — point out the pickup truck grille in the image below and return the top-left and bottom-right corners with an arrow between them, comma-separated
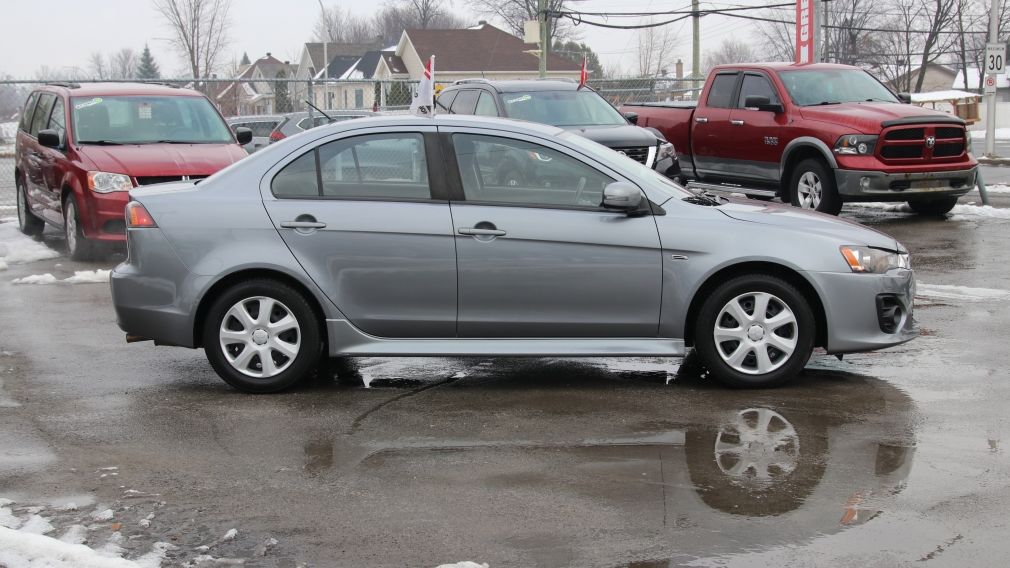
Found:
612,146 -> 651,166
878,124 -> 966,163
136,175 -> 209,186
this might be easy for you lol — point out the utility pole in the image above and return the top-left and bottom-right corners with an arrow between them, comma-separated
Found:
812,0 -> 822,63
692,0 -> 700,99
986,0 -> 1001,157
538,0 -> 548,78
822,0 -> 829,63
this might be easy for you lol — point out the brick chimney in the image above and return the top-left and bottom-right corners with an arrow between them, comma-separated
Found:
676,59 -> 684,79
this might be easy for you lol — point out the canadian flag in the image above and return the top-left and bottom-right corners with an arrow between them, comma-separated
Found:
410,55 -> 435,116
578,54 -> 588,89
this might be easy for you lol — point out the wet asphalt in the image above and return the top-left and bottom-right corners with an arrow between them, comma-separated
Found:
2,193 -> 1010,567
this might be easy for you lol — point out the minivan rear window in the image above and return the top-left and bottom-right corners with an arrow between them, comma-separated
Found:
70,95 -> 233,145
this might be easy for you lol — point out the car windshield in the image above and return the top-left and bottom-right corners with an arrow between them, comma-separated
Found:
778,69 -> 900,106
71,95 -> 234,144
502,90 -> 628,127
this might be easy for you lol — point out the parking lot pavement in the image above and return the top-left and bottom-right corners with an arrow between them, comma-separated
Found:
2,203 -> 1010,567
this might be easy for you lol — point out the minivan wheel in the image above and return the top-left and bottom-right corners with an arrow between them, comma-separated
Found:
63,196 -> 96,261
907,196 -> 958,216
16,178 -> 45,237
694,274 -> 815,388
202,279 -> 321,393
790,159 -> 842,215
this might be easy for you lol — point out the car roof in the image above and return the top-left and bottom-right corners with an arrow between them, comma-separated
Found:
285,110 -> 377,117
40,82 -> 205,98
228,115 -> 284,122
711,62 -> 863,73
308,113 -> 566,137
448,79 -> 583,93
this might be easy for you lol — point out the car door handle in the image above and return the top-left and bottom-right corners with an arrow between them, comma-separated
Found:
458,227 -> 506,236
280,221 -> 326,229
695,117 -> 709,123
730,119 -> 745,126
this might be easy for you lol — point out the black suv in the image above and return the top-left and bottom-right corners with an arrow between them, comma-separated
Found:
436,79 -> 679,179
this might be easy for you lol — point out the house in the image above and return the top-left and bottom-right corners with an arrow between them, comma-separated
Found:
885,63 -> 958,94
292,40 -> 386,108
215,53 -> 296,116
953,67 -> 1010,102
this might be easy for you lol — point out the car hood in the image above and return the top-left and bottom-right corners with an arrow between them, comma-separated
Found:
717,200 -> 902,251
798,102 -> 958,134
77,143 -> 247,178
564,124 -> 658,149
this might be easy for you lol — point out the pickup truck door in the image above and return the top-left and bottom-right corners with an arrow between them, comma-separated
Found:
691,72 -> 739,180
723,72 -> 787,184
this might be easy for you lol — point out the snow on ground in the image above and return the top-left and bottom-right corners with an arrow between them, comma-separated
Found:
982,183 -> 1010,194
0,220 -> 60,266
969,128 -> 1010,140
0,525 -> 146,568
12,270 -> 111,285
916,282 -> 1010,302
0,121 -> 16,143
435,563 -> 490,568
847,201 -> 1010,220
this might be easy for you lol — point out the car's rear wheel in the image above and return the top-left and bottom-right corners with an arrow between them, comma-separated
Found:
694,274 -> 815,388
16,178 -> 44,237
907,196 -> 958,216
63,195 -> 96,261
789,159 -> 842,215
202,279 -> 321,393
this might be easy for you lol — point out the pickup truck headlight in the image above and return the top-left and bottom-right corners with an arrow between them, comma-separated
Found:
840,245 -> 910,273
657,141 -> 676,161
834,134 -> 878,155
87,171 -> 133,193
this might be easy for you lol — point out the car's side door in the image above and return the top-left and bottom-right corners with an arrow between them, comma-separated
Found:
724,72 -> 788,184
692,72 -> 738,180
442,128 -> 664,338
22,93 -> 58,223
39,95 -> 70,222
261,126 -> 458,338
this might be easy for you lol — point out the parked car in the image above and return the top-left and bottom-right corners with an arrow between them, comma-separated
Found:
112,114 -> 916,393
622,63 -> 978,216
268,110 -> 377,142
227,114 -> 283,153
14,82 -> 251,259
436,79 -> 680,179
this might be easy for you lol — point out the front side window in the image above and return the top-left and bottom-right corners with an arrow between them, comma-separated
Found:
30,94 -> 55,136
706,73 -> 738,108
272,133 -> 430,200
474,92 -> 498,117
450,90 -> 479,115
70,95 -> 233,144
738,74 -> 780,108
436,90 -> 457,112
501,90 -> 626,127
19,93 -> 38,133
452,133 -> 614,208
47,97 -> 66,141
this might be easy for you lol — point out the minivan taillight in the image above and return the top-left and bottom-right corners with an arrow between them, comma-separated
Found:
269,129 -> 285,142
126,202 -> 157,228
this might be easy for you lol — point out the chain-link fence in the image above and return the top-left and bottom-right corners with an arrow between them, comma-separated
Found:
0,76 -> 698,212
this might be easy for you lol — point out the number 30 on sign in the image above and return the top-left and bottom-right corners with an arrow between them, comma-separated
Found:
986,43 -> 1005,74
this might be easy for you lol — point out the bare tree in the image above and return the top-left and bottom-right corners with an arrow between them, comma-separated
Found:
403,0 -> 447,28
465,0 -> 573,42
371,5 -> 469,44
313,5 -> 375,43
755,15 -> 795,62
870,0 -> 922,92
154,0 -> 233,79
88,52 -> 108,80
637,21 -> 677,77
704,39 -> 756,73
913,0 -> 958,91
110,48 -> 139,79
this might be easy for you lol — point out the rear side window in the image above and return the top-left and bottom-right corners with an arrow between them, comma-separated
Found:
30,94 -> 56,136
738,74 -> 780,108
19,93 -> 38,133
450,90 -> 479,115
272,133 -> 431,201
436,90 -> 457,112
706,73 -> 738,109
474,92 -> 498,117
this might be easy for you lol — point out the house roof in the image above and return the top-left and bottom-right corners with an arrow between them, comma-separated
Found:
216,54 -> 294,100
404,24 -> 580,73
318,55 -> 362,79
305,41 -> 385,70
382,52 -> 408,74
355,51 -> 385,79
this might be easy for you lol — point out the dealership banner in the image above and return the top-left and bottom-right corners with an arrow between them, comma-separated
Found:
795,0 -> 815,64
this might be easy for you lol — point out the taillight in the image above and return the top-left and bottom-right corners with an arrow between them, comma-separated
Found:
126,202 -> 157,228
269,129 -> 285,142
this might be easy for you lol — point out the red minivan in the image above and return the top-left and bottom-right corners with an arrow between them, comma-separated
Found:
14,83 -> 251,259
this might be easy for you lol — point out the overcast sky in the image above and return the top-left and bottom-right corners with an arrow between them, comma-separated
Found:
0,0 -> 766,78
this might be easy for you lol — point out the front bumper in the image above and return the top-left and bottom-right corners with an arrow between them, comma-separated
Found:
805,268 -> 918,354
835,167 -> 977,200
82,190 -> 130,242
655,155 -> 681,180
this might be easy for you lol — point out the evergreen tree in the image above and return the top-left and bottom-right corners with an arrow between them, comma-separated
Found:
137,44 -> 161,80
274,70 -> 293,113
240,52 -> 251,66
552,41 -> 603,78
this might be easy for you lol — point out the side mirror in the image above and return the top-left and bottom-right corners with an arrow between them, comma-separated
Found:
234,126 -> 253,145
602,181 -> 643,211
743,95 -> 784,113
897,92 -> 912,104
623,111 -> 639,125
37,129 -> 61,149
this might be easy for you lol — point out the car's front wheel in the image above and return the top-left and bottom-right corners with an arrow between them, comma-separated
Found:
694,274 -> 815,388
202,279 -> 321,393
16,178 -> 44,237
907,196 -> 958,216
63,195 -> 96,261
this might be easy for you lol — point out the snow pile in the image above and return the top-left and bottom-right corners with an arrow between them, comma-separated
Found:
916,282 -> 1010,302
12,270 -> 111,285
0,220 -> 60,266
0,121 -> 17,143
435,563 -> 490,568
846,202 -> 913,213
982,183 -> 1010,194
949,203 -> 1010,220
0,525 -> 145,568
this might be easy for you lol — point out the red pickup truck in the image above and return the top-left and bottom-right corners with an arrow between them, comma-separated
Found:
622,63 -> 978,216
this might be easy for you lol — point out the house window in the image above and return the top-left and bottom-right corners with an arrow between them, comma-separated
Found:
355,89 -> 364,109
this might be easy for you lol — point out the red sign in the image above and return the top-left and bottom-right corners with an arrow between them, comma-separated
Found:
795,0 -> 815,64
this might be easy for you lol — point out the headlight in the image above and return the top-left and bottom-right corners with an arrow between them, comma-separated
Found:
87,171 -> 133,193
657,141 -> 676,161
840,245 -> 910,273
834,134 -> 878,155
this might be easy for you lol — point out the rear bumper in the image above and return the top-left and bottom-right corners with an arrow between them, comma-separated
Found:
835,166 -> 977,200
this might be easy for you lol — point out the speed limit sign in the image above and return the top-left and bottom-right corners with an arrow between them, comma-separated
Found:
986,43 -> 1005,74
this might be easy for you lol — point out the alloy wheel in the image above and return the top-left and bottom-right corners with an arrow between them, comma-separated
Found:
713,291 -> 798,375
65,201 -> 78,254
796,171 -> 822,209
17,184 -> 27,227
219,296 -> 301,378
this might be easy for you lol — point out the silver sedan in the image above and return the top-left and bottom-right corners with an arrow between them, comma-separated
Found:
111,115 -> 916,392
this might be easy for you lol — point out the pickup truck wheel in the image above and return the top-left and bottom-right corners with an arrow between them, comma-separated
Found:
789,159 -> 841,215
907,196 -> 958,216
694,274 -> 815,388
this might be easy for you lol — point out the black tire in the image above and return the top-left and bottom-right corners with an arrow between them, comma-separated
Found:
789,158 -> 842,215
202,279 -> 321,393
907,196 -> 958,216
63,195 -> 96,261
693,274 -> 815,388
16,177 -> 45,237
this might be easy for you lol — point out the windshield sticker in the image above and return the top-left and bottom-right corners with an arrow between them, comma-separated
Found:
138,103 -> 152,120
506,95 -> 532,104
74,97 -> 103,110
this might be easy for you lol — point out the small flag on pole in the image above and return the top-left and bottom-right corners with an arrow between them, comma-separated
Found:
411,55 -> 435,116
578,54 -> 588,89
